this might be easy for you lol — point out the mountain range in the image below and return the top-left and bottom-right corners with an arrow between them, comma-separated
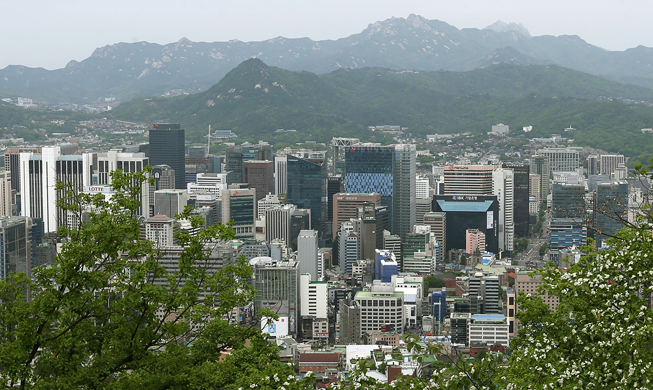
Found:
4,14 -> 653,103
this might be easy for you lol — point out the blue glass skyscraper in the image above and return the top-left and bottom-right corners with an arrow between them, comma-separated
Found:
286,156 -> 326,232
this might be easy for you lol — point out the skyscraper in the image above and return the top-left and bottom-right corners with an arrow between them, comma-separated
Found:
530,155 -> 551,202
551,183 -> 585,220
492,167 -> 514,253
149,124 -> 185,189
286,155 -> 326,232
444,165 -> 496,196
538,147 -> 580,172
593,181 -> 628,246
297,230 -> 319,281
504,164 -> 530,237
243,160 -> 274,203
345,144 -> 415,238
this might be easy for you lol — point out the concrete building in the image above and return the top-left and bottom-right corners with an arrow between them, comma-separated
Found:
265,204 -> 297,248
0,217 -> 32,281
257,193 -> 281,219
332,193 -> 381,239
242,160 -> 274,203
297,230 -> 319,281
355,281 -> 404,336
444,165 -> 496,196
468,315 -> 509,347
600,154 -> 625,177
466,229 -> 485,255
251,257 -> 299,334
154,189 -> 189,219
142,214 -> 179,247
423,212 -> 446,260
530,155 -> 551,200
221,187 -> 256,238
538,147 -> 580,172
492,167 -> 514,253
0,170 -> 12,217
299,274 -> 329,341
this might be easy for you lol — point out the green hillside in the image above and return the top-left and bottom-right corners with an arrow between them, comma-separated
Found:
108,59 -> 653,164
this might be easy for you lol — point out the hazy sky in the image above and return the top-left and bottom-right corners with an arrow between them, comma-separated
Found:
1,0 -> 649,70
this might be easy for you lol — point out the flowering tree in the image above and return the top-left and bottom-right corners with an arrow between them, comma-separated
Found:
505,226 -> 653,389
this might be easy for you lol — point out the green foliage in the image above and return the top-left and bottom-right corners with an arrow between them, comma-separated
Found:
538,242 -> 549,257
424,275 -> 446,291
514,238 -> 529,253
0,169 -> 285,388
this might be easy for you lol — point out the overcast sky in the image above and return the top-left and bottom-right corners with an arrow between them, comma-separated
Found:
1,0 -> 649,70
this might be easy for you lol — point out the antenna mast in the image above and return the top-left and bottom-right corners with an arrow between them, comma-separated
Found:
207,125 -> 211,156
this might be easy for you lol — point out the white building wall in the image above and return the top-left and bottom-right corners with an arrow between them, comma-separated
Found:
492,168 -> 514,253
297,230 -> 318,281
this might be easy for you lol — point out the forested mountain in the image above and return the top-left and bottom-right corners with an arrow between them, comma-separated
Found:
4,14 -> 653,102
107,59 -> 653,164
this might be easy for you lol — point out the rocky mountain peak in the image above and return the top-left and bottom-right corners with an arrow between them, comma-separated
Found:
485,21 -> 530,37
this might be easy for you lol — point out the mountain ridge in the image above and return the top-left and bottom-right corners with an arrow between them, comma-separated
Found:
3,14 -> 653,102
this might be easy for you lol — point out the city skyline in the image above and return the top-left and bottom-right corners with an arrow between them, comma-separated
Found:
1,0 -> 651,70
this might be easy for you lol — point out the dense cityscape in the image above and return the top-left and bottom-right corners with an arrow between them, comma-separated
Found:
0,116 -> 645,387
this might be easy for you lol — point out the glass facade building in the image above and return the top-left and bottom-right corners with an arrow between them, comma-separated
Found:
149,124 -> 185,189
286,156 -> 326,232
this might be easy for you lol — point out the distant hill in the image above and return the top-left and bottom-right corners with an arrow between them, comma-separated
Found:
4,14 -> 653,102
108,59 -> 653,164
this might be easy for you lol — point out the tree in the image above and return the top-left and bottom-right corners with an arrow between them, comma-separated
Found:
424,275 -> 446,291
505,227 -> 653,389
538,242 -> 549,257
0,169 -> 312,389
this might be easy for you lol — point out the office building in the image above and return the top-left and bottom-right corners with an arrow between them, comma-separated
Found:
221,188 -> 256,238
466,229 -> 485,254
297,230 -> 319,281
339,222 -> 359,275
265,204 -> 296,248
258,193 -> 281,219
468,315 -> 510,347
20,147 -> 91,233
154,189 -> 189,219
149,124 -> 185,189
587,155 -> 600,176
252,257 -> 299,333
95,149 -> 150,217
290,209 -> 311,251
551,183 -> 586,219
344,144 -> 415,238
468,273 -> 500,314
4,147 -> 41,194
332,193 -> 381,239
423,212 -> 446,259
492,167 -> 514,253
600,154 -> 626,177
444,165 -> 496,196
392,144 -> 416,239
538,147 -> 580,172
416,175 -> 431,199
0,216 -> 32,280
375,249 -> 398,282
0,170 -> 12,217
432,195 -> 499,255
142,214 -> 179,247
530,155 -> 551,200
225,144 -> 272,184
593,181 -> 628,246
504,164 -> 529,237
351,203 -> 378,261
415,198 -> 432,225
549,219 -> 587,252
242,160 -> 274,203
299,273 -> 329,340
355,281 -> 404,336
286,155 -> 326,231
274,155 -> 287,195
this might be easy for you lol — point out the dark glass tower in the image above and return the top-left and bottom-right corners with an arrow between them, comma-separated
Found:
593,181 -> 628,246
504,164 -> 530,237
287,156 -> 326,232
149,124 -> 185,189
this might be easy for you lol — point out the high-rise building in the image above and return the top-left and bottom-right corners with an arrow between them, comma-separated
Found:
468,273 -> 500,314
587,155 -> 600,176
466,229 -> 486,254
142,214 -> 179,247
274,155 -> 288,195
423,212 -> 446,259
504,164 -> 529,237
222,187 -> 256,238
415,198 -> 432,225
225,144 -> 272,184
0,217 -> 32,281
0,170 -> 12,217
600,154 -> 626,177
4,147 -> 41,194
339,222 -> 359,275
355,282 -> 404,335
416,175 -> 431,199
149,124 -> 185,189
393,144 -> 416,239
551,183 -> 585,220
20,147 -> 91,233
265,204 -> 297,247
593,181 -> 628,246
345,144 -> 395,231
492,167 -> 514,253
286,156 -> 326,232
251,257 -> 299,333
444,165 -> 496,196
297,230 -> 319,281
432,195 -> 499,255
530,155 -> 551,200
242,160 -> 274,203
290,209 -> 311,251
95,149 -> 150,217
258,193 -> 281,219
154,189 -> 189,219
332,193 -> 381,239
538,147 -> 579,172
